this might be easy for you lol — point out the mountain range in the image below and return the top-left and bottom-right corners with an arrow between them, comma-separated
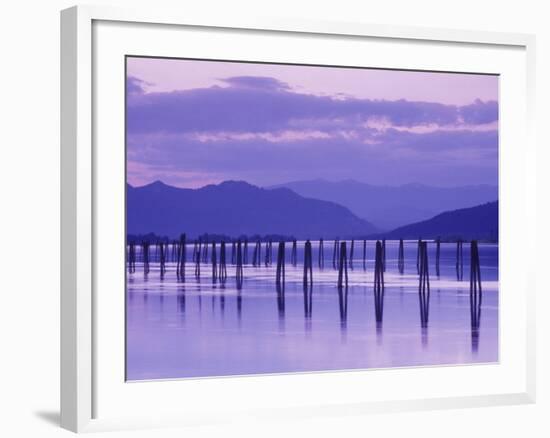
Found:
375,201 -> 498,241
268,179 -> 498,230
127,180 -> 498,241
127,180 -> 378,239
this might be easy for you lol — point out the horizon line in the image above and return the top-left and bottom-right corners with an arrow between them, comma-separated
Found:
127,178 -> 499,191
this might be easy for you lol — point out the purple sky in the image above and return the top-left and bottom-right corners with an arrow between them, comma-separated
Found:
126,57 -> 498,188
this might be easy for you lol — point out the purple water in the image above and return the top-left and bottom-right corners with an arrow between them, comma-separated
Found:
126,241 -> 498,380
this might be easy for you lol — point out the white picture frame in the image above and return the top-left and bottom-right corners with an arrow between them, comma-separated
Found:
60,4 -> 537,433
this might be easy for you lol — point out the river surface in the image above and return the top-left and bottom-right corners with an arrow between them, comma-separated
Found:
126,240 -> 498,380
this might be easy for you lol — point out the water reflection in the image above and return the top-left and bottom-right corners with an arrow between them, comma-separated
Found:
126,241 -> 499,380
303,283 -> 312,319
337,285 -> 348,329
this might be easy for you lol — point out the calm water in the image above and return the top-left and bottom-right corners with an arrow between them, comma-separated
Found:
126,241 -> 498,380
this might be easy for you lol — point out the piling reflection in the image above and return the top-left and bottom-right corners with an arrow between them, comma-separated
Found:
177,286 -> 186,320
276,281 -> 285,320
470,240 -> 482,353
303,282 -> 312,319
338,285 -> 348,331
374,240 -> 385,326
418,241 -> 430,329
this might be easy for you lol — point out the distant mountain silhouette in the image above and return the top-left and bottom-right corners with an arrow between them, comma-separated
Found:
375,201 -> 498,240
127,180 -> 378,239
268,179 -> 498,230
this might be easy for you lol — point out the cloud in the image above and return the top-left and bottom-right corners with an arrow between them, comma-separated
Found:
126,75 -> 498,187
126,126 -> 497,186
219,76 -> 291,91
126,76 -> 151,95
459,99 -> 499,124
126,75 -> 498,136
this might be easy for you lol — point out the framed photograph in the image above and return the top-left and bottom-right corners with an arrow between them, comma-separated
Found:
61,5 -> 536,433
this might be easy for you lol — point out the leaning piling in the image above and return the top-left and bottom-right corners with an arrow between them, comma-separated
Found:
332,239 -> 340,270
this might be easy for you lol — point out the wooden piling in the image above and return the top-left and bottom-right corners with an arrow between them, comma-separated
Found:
211,242 -> 218,284
416,239 -> 421,274
219,241 -> 227,284
319,238 -> 324,269
362,239 -> 367,271
196,239 -> 202,264
235,240 -> 244,289
159,242 -> 167,278
349,240 -> 355,269
398,239 -> 405,274
202,238 -> 209,263
435,237 -> 441,277
337,241 -> 348,289
418,241 -> 430,328
264,240 -> 272,267
336,244 -> 349,326
176,233 -> 186,281
303,239 -> 313,286
231,241 -> 236,265
374,240 -> 385,324
291,239 -> 297,267
456,239 -> 464,281
171,240 -> 177,262
382,239 -> 386,272
252,240 -> 261,267
276,241 -> 286,286
303,240 -> 313,318
243,239 -> 248,265
194,241 -> 201,279
470,240 -> 482,336
142,241 -> 150,275
332,239 -> 340,270
127,241 -> 136,273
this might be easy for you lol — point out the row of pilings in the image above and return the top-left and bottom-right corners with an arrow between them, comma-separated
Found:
127,238 -> 477,283
128,238 -> 484,336
127,238 -> 481,296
